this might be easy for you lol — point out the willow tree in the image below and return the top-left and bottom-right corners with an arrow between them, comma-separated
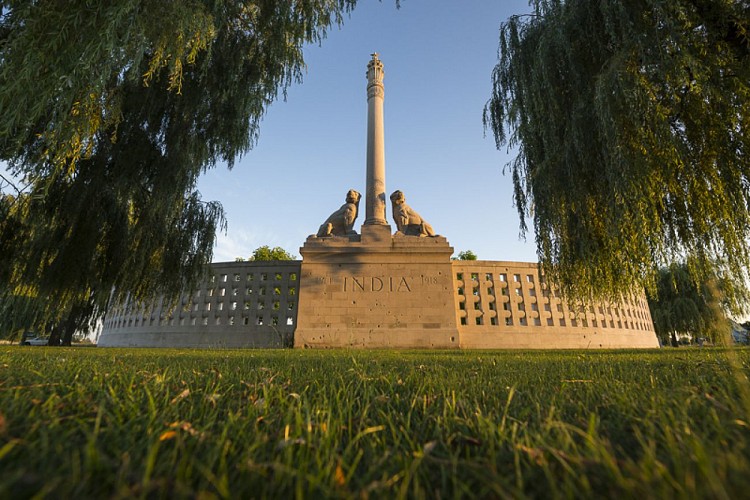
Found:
0,1 -> 361,341
486,0 -> 750,310
647,262 -> 728,346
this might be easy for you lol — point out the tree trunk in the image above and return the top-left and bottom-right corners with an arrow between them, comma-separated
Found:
671,331 -> 679,347
47,325 -> 62,346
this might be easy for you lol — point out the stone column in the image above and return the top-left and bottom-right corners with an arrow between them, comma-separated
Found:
365,53 -> 387,225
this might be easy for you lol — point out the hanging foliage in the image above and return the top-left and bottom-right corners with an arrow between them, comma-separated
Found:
0,1 -> 361,340
485,0 -> 750,311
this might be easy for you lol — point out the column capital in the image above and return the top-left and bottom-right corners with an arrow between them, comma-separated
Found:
366,53 -> 384,100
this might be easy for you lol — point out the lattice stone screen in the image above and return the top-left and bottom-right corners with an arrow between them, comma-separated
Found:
100,259 -> 659,349
451,261 -> 657,348
99,261 -> 301,348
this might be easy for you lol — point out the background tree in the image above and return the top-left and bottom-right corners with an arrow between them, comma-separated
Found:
0,1 -> 360,342
248,246 -> 297,261
485,0 -> 750,310
647,262 -> 728,346
454,250 -> 478,261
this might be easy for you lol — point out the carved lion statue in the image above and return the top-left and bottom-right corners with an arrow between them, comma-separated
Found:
316,189 -> 361,237
390,190 -> 436,237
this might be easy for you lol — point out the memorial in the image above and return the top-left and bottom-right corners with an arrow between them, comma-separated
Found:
98,54 -> 659,349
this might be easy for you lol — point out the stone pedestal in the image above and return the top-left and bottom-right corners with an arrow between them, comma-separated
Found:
294,229 -> 459,348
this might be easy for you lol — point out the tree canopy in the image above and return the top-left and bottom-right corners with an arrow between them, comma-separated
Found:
240,245 -> 297,261
647,262 -> 728,346
0,1 -> 359,341
455,250 -> 478,261
485,0 -> 750,311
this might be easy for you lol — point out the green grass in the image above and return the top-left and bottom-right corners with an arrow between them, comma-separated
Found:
1,347 -> 749,498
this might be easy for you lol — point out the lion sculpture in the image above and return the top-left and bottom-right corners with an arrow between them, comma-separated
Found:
316,189 -> 361,237
390,190 -> 436,237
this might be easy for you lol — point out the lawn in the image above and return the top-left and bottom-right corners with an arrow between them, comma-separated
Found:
1,347 -> 748,498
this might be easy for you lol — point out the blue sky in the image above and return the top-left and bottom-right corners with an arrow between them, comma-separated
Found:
198,0 -> 538,262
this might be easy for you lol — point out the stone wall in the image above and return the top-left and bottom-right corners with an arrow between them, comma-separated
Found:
99,259 -> 659,349
452,261 -> 659,349
98,261 -> 301,348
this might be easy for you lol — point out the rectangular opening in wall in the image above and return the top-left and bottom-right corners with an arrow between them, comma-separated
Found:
547,318 -> 554,326
489,302 -> 496,311
490,317 -> 498,326
513,274 -> 521,282
230,302 -> 237,311
234,274 -> 241,282
474,302 -> 481,310
288,301 -> 295,310
215,317 -> 221,325
519,318 -> 527,326
256,316 -> 263,326
206,303 -> 212,311
232,287 -> 238,296
460,317 -> 467,325
456,272 -> 463,281
290,273 -> 297,281
485,273 -> 492,281
229,317 -> 235,326
487,287 -> 494,296
275,273 -> 282,281
289,287 -> 296,296
475,317 -> 483,325
471,273 -> 478,280
246,287 -> 253,295
261,273 -> 267,281
191,318 -> 197,326
247,273 -> 254,281
499,273 -> 507,282
243,317 -> 249,325
257,302 -> 265,310
219,288 -> 226,297
533,318 -> 541,326
221,274 -> 227,283
202,318 -> 208,326
559,318 -> 566,326
218,303 -> 224,311
287,317 -> 294,325
273,301 -> 280,310
271,316 -> 279,326
459,302 -> 465,310
505,317 -> 513,326
570,319 -> 577,327
526,275 -> 534,283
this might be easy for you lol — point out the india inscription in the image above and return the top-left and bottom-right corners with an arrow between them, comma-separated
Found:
343,276 -> 412,292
